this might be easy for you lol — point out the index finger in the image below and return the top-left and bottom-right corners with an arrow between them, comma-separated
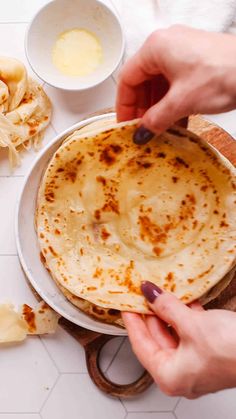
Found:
116,32 -> 164,121
122,312 -> 162,372
122,312 -> 174,379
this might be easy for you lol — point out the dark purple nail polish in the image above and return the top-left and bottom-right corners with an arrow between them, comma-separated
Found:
141,281 -> 163,303
133,125 -> 154,145
177,117 -> 188,129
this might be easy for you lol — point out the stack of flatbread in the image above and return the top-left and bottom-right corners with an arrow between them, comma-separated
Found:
0,56 -> 51,166
36,117 -> 236,327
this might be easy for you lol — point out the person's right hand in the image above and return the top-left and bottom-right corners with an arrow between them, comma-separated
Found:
123,282 -> 236,399
116,25 -> 236,136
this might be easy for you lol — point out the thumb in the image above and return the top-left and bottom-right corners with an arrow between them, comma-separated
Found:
141,85 -> 188,134
141,281 -> 193,336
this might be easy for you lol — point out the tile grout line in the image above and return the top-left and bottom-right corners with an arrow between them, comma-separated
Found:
0,412 -> 39,415
104,336 -> 126,373
39,374 -> 60,414
0,254 -> 18,256
123,410 -> 177,414
0,175 -> 24,178
59,371 -> 89,375
173,397 -> 182,412
117,396 -> 127,417
106,336 -> 127,374
119,397 -> 128,414
50,121 -> 59,135
173,411 -> 179,419
111,74 -> 118,86
0,21 -> 29,24
39,336 -> 61,375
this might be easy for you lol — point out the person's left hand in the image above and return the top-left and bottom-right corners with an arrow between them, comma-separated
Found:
122,281 -> 236,399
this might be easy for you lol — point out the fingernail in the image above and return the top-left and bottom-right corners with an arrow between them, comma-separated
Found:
133,125 -> 154,145
141,281 -> 163,303
177,117 -> 188,129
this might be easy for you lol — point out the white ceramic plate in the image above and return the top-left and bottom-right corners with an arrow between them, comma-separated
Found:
16,113 -> 127,336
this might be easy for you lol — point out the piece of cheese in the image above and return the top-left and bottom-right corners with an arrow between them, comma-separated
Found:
0,301 -> 60,344
0,304 -> 28,343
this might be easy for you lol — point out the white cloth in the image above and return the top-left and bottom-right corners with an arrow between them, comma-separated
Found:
158,0 -> 236,32
111,0 -> 236,58
112,0 -> 162,58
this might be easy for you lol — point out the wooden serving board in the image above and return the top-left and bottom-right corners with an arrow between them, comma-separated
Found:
27,111 -> 236,399
188,116 -> 236,166
188,115 -> 236,310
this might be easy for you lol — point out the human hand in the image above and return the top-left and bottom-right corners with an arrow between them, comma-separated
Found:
116,25 -> 236,141
122,281 -> 236,398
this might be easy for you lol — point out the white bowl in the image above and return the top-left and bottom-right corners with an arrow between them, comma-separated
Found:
25,0 -> 124,91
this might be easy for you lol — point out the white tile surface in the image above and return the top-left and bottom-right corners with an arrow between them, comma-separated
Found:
127,414 -> 175,419
0,177 -> 24,255
99,336 -> 125,372
0,256 -> 37,305
42,330 -> 124,375
0,416 -> 40,419
123,384 -> 179,413
0,0 -> 116,23
41,325 -> 87,373
0,1 -> 236,418
44,77 -> 116,133
106,337 -> 144,385
175,389 -> 236,419
41,374 -> 126,419
0,337 -> 58,412
0,0 -> 49,22
0,413 -> 41,419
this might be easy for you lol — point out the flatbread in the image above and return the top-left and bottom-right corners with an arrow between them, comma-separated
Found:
39,250 -> 123,326
0,56 -> 51,166
76,116 -> 236,309
56,282 -> 124,327
76,116 -> 236,308
21,301 -> 60,335
200,265 -> 236,305
36,120 -> 236,314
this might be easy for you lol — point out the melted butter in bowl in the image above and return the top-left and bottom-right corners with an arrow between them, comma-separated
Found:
52,28 -> 103,77
26,0 -> 124,90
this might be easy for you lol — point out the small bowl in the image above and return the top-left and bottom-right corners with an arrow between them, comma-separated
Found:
25,0 -> 124,91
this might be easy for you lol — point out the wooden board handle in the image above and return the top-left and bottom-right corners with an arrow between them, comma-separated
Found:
60,317 -> 153,398
84,334 -> 153,398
